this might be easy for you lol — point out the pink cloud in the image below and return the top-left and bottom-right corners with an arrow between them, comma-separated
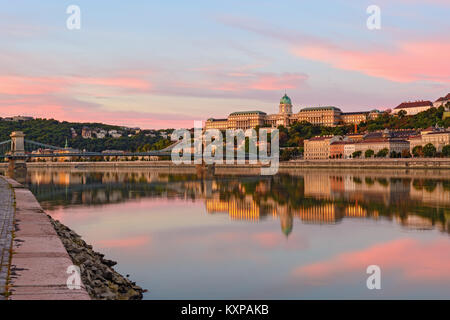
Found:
293,238 -> 450,283
0,73 -> 192,128
0,76 -> 68,95
292,41 -> 450,83
0,93 -> 197,129
219,15 -> 448,84
210,72 -> 308,92
0,74 -> 152,96
249,73 -> 306,91
71,76 -> 151,91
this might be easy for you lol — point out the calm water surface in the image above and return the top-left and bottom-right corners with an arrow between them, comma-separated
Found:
19,168 -> 450,299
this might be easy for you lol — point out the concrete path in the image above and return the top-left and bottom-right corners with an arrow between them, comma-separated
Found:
0,176 -> 90,300
0,177 -> 14,299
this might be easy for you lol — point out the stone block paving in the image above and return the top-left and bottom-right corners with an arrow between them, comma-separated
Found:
0,177 -> 14,300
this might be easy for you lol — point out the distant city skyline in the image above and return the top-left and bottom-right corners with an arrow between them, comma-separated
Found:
0,1 -> 449,129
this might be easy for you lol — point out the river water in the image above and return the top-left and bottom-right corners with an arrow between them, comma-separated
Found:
16,168 -> 450,299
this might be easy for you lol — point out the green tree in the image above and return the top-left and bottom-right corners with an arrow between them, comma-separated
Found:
423,143 -> 436,157
442,145 -> 450,157
365,149 -> 374,158
412,145 -> 423,157
376,148 -> 389,158
398,110 -> 407,118
352,150 -> 362,158
401,149 -> 412,158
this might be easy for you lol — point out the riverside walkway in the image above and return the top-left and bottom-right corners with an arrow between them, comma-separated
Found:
0,175 -> 90,300
0,177 -> 14,299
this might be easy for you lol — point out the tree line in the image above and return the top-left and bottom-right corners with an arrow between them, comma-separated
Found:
0,118 -> 173,152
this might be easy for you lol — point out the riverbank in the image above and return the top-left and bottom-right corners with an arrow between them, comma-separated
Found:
1,158 -> 450,171
49,216 -> 145,299
0,176 -> 145,300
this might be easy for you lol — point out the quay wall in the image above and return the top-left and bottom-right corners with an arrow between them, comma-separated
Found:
1,159 -> 450,171
1,177 -> 144,300
2,176 -> 91,300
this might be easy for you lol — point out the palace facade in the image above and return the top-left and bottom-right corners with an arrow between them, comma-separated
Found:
393,100 -> 433,115
205,94 -> 380,130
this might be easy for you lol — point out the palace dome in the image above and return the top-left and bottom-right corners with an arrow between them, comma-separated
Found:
280,94 -> 292,105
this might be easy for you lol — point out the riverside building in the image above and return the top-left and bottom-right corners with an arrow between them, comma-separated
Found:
304,135 -> 343,159
408,127 -> 450,153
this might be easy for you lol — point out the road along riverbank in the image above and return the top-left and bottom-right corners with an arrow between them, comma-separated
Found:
1,158 -> 450,172
0,176 -> 145,300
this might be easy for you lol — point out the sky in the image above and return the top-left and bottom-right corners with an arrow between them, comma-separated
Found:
0,0 -> 449,129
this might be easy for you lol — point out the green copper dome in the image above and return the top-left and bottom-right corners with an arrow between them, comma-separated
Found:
282,224 -> 292,237
280,94 -> 292,105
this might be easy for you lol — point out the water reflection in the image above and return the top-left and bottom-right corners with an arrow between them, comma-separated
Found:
24,169 -> 450,236
4,168 -> 448,299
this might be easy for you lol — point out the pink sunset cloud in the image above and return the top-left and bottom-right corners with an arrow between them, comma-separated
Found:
219,14 -> 449,84
0,101 -> 196,129
292,41 -> 450,83
71,76 -> 152,91
199,71 -> 308,92
170,63 -> 308,94
292,238 -> 450,283
0,72 -> 195,128
0,74 -> 152,96
0,76 -> 68,95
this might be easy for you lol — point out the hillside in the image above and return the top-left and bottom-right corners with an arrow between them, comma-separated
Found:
0,118 -> 174,152
278,105 -> 450,148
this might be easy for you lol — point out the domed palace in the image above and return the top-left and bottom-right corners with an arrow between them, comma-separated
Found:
279,94 -> 293,114
205,93 -> 380,130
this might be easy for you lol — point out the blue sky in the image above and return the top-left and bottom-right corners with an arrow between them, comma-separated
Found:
0,0 -> 449,128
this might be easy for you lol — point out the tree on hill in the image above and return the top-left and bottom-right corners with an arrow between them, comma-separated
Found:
0,118 -> 171,152
398,110 -> 407,118
360,106 -> 446,132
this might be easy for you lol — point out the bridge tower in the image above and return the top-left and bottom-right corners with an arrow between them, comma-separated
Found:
7,131 -> 27,181
11,131 -> 26,155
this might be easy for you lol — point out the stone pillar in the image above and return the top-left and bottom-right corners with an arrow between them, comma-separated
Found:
7,131 -> 27,183
11,131 -> 26,156
7,160 -> 27,183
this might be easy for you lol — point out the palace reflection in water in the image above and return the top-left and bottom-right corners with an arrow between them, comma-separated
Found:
23,169 -> 450,236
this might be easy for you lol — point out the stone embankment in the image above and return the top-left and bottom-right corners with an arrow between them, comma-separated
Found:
1,175 -> 145,300
48,216 -> 145,300
1,158 -> 450,172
